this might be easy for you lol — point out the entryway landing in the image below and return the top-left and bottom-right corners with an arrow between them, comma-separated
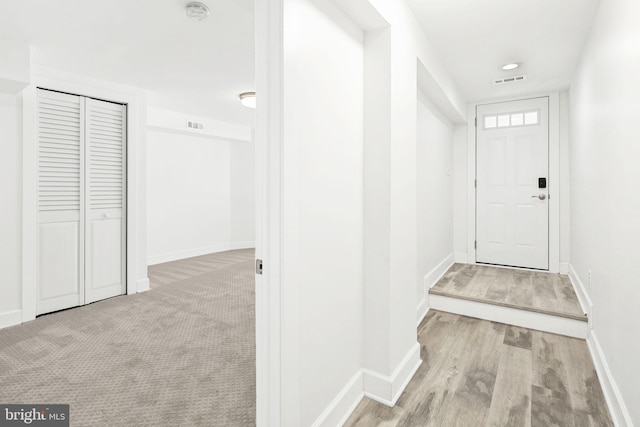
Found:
428,264 -> 588,338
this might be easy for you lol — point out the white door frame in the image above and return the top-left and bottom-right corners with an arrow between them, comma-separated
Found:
466,92 -> 561,273
255,0 -> 284,425
22,67 -> 148,323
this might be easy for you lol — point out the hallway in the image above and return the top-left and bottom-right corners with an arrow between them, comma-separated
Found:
345,311 -> 613,427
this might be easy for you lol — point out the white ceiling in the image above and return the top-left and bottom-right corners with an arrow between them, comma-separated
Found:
406,0 -> 601,103
0,0 -> 601,124
0,0 -> 255,126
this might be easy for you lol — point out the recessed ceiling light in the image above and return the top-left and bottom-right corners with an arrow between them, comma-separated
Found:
186,2 -> 210,21
501,62 -> 521,71
239,92 -> 256,109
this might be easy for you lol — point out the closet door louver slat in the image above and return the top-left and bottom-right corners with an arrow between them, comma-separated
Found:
36,89 -> 127,315
38,92 -> 82,213
36,89 -> 85,315
85,98 -> 126,304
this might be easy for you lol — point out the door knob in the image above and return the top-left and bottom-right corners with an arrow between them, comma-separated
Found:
531,194 -> 547,200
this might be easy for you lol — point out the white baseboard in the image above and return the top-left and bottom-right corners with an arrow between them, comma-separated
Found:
364,343 -> 422,407
417,298 -> 429,326
147,242 -> 248,265
454,252 -> 468,263
417,254 -> 454,326
311,370 -> 364,427
229,241 -> 256,250
429,294 -> 588,339
559,262 -> 569,274
567,264 -> 592,327
587,331 -> 634,427
424,253 -> 455,291
0,310 -> 22,329
136,277 -> 150,293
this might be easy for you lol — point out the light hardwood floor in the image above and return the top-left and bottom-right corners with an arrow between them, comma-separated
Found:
344,311 -> 612,427
430,264 -> 586,321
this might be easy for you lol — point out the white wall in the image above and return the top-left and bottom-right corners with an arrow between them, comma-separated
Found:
569,0 -> 640,424
282,0 -> 364,424
230,141 -> 255,246
360,0 -> 466,405
264,0 -> 466,424
147,129 -> 231,264
146,106 -> 255,265
416,92 -> 453,303
147,129 -> 256,265
0,93 -> 22,327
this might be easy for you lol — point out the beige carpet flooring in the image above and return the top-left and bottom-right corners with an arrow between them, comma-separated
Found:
0,249 -> 256,427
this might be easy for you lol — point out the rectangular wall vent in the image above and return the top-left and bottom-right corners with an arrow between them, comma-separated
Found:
493,75 -> 527,85
186,120 -> 204,130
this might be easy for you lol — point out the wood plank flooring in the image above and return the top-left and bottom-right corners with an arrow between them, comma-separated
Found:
344,311 -> 612,427
430,264 -> 586,321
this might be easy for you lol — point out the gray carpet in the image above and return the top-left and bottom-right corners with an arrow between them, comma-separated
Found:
0,249 -> 256,426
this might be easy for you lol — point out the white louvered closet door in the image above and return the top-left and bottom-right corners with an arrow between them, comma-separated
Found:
84,98 -> 126,303
37,90 -> 85,314
37,89 -> 126,315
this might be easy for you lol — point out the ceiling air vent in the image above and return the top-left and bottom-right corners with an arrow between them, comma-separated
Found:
493,75 -> 527,85
186,120 -> 204,131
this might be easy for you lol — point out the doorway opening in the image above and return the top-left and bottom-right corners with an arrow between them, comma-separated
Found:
475,97 -> 550,270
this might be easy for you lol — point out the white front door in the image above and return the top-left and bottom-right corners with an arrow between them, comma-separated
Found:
476,97 -> 549,270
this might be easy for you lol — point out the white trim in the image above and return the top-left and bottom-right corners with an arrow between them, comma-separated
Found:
418,253 -> 454,324
0,310 -> 22,329
567,263 -> 592,329
425,253 -> 455,290
587,331 -> 634,427
255,0 -> 284,424
548,93 -> 560,273
311,370 -> 364,427
559,262 -> 569,275
22,85 -> 37,322
466,103 -> 476,262
454,252 -> 468,263
21,67 -> 148,324
229,241 -> 256,250
429,294 -> 588,339
417,300 -> 429,326
147,242 -> 255,266
466,93 -> 562,272
135,278 -> 150,294
363,343 -> 422,407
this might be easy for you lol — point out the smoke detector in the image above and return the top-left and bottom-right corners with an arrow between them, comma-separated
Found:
186,2 -> 210,21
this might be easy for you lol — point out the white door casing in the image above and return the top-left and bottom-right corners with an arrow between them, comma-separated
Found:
476,97 -> 549,270
36,89 -> 126,315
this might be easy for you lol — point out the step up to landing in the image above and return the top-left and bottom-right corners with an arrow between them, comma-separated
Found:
427,290 -> 588,339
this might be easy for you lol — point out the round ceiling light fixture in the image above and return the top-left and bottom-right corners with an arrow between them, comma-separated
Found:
239,92 -> 256,109
501,62 -> 521,71
186,2 -> 210,21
